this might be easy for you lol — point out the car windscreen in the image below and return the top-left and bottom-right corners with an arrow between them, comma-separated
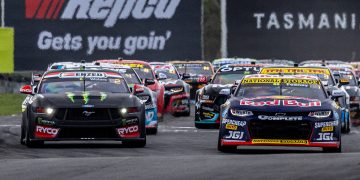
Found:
212,67 -> 259,84
236,78 -> 326,100
260,68 -> 335,86
337,71 -> 357,86
39,77 -> 129,94
116,63 -> 155,80
154,68 -> 179,79
117,68 -> 141,84
174,63 -> 212,75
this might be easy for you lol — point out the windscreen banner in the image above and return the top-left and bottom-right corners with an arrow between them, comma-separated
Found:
6,0 -> 202,70
226,0 -> 360,62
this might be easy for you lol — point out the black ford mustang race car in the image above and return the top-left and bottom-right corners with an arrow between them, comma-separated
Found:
195,64 -> 261,128
218,74 -> 344,153
20,69 -> 146,147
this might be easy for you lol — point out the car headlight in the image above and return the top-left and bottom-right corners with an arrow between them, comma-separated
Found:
308,111 -> 331,118
46,108 -> 54,115
170,87 -> 183,93
230,109 -> 253,117
120,108 -> 127,115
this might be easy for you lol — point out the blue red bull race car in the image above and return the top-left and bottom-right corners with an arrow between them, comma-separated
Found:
218,74 -> 343,153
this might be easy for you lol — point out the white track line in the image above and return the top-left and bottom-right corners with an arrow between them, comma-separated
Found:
0,125 -> 20,127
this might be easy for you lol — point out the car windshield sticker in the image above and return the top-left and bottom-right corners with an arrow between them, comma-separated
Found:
261,68 -> 331,75
100,92 -> 107,102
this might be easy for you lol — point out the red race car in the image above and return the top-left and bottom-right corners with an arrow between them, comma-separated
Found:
96,59 -> 165,120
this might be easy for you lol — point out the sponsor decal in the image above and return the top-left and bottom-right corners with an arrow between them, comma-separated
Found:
35,125 -> 59,138
240,99 -> 280,106
225,131 -> 244,140
225,124 -> 237,130
316,133 -> 334,141
321,126 -> 334,132
333,111 -> 340,120
37,118 -> 56,126
61,72 -> 106,78
283,100 -> 321,107
242,78 -> 281,84
220,66 -> 260,72
202,106 -> 214,112
146,111 -> 155,121
252,139 -> 308,145
222,119 -> 247,127
261,68 -> 330,75
202,112 -> 215,118
315,121 -> 339,128
83,92 -> 90,104
122,118 -> 138,126
100,92 -> 107,101
145,103 -> 156,109
66,92 -> 75,103
282,79 -> 320,85
117,125 -> 139,138
258,115 -> 302,121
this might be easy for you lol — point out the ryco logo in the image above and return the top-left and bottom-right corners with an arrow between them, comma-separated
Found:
36,126 -> 59,135
25,0 -> 181,28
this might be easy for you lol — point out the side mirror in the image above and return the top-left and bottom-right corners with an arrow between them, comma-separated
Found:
133,84 -> 144,94
144,78 -> 156,86
331,90 -> 345,99
182,73 -> 190,79
339,78 -> 350,86
230,85 -> 237,95
20,85 -> 33,94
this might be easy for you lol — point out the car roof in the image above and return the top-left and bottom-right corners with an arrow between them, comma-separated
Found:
96,59 -> 152,66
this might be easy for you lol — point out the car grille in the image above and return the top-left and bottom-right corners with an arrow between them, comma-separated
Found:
249,121 -> 312,140
55,108 -> 120,121
57,127 -> 118,139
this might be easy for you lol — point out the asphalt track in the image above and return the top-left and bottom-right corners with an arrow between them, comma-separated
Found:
0,107 -> 360,179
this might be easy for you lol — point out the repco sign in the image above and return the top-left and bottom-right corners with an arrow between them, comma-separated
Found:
25,0 -> 181,27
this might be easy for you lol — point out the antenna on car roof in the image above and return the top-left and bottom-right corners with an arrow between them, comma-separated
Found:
251,61 -> 256,65
81,60 -> 86,63
94,62 -> 100,66
294,63 -> 298,67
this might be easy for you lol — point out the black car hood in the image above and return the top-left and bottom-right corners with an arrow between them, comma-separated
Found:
31,91 -> 142,108
203,84 -> 232,96
229,96 -> 334,112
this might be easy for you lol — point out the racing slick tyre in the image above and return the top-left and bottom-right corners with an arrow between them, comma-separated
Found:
20,118 -> 26,145
146,128 -> 158,135
122,139 -> 146,148
24,121 -> 44,148
322,137 -> 342,153
217,135 -> 237,153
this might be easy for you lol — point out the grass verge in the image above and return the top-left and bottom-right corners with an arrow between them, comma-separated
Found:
0,93 -> 26,116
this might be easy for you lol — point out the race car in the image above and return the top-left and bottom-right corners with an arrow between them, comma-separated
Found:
47,62 -> 159,134
195,64 -> 261,128
218,74 -> 344,153
169,60 -> 214,99
19,69 -> 146,147
330,67 -> 360,111
212,58 -> 257,71
260,66 -> 351,133
96,59 -> 165,120
150,62 -> 191,116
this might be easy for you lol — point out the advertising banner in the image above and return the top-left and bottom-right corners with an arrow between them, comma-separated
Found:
6,0 -> 202,70
227,0 -> 360,61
